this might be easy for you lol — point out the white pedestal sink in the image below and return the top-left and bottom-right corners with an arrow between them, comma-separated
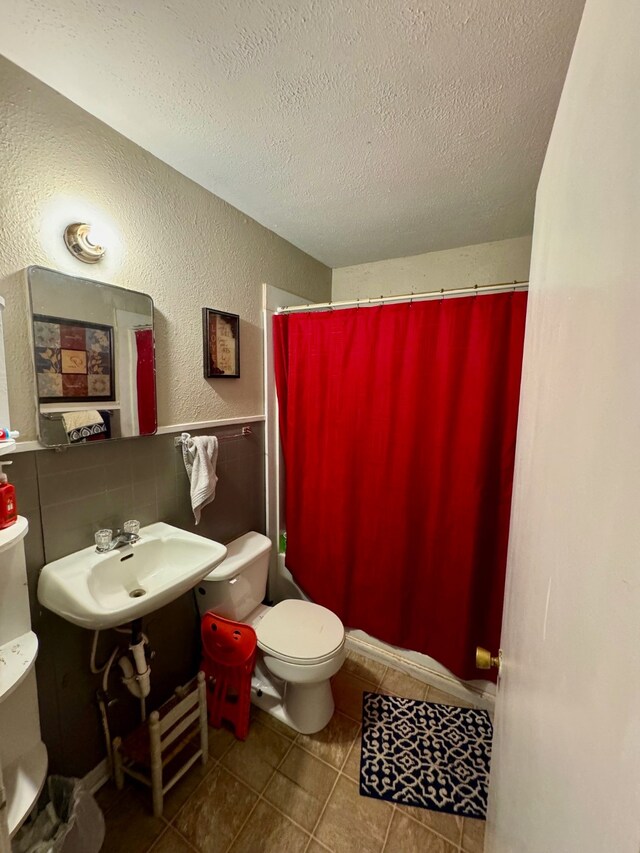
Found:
38,522 -> 227,630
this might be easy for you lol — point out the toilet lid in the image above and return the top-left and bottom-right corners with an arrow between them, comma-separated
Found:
256,600 -> 344,662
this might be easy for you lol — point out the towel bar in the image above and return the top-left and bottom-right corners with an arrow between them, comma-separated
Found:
174,426 -> 252,447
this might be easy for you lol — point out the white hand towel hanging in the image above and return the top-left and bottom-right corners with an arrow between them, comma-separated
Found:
181,433 -> 219,524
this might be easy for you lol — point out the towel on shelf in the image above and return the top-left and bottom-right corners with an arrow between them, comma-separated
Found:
61,410 -> 106,443
181,432 -> 219,524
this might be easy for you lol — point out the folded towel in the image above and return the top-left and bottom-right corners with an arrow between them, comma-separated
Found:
181,433 -> 219,524
61,410 -> 106,444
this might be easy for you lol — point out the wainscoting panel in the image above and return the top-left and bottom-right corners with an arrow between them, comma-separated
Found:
7,422 -> 265,776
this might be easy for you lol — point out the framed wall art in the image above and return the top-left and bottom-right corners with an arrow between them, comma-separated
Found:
202,308 -> 240,378
33,314 -> 115,403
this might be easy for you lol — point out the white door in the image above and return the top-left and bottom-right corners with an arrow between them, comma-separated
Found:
486,1 -> 640,851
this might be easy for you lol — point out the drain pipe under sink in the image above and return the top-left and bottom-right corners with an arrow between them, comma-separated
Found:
118,618 -> 151,719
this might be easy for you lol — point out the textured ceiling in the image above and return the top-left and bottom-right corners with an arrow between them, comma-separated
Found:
0,1 -> 585,267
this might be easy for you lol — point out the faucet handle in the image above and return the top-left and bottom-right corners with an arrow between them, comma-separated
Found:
123,519 -> 140,537
95,529 -> 113,551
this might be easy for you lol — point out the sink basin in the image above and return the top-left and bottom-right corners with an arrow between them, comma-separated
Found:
38,522 -> 227,630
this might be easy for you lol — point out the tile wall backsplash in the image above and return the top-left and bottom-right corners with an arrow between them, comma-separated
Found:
8,423 -> 265,777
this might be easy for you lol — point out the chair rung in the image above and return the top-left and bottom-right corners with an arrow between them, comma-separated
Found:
161,728 -> 200,767
161,750 -> 202,795
122,767 -> 152,787
160,690 -> 199,734
161,708 -> 200,750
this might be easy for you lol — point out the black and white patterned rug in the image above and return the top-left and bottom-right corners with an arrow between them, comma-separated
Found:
360,691 -> 493,819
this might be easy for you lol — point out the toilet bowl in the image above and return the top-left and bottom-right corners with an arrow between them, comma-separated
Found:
196,532 -> 345,733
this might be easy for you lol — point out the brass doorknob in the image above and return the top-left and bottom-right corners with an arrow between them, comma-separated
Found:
476,646 -> 501,670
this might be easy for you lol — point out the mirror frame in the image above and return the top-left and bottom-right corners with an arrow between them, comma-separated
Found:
27,265 -> 157,448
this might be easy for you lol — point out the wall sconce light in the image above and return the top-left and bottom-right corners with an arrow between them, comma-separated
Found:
63,223 -> 106,264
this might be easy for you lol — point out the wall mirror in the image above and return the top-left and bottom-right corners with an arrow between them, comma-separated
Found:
28,266 -> 157,447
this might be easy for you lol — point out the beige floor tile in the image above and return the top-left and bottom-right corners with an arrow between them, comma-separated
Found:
251,705 -> 298,740
296,711 -> 360,769
331,670 -> 379,721
229,800 -> 310,853
101,788 -> 166,853
341,737 -> 362,782
307,841 -> 333,853
150,826 -> 194,852
461,817 -> 486,853
395,803 -> 463,846
314,776 -> 393,853
378,668 -> 428,700
425,687 -> 475,708
222,719 -> 291,791
208,723 -> 238,758
384,812 -> 458,853
174,766 -> 258,853
264,745 -> 338,831
342,650 -> 387,686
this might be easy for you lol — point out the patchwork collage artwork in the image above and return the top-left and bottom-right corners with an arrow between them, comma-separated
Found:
33,314 -> 114,403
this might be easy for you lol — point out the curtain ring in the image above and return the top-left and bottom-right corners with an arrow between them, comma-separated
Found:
410,291 -> 414,305
474,284 -> 478,296
440,288 -> 444,301
356,297 -> 360,309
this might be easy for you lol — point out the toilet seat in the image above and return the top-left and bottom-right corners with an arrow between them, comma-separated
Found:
256,599 -> 344,665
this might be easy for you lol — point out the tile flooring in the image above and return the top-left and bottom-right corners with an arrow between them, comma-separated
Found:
98,652 -> 486,853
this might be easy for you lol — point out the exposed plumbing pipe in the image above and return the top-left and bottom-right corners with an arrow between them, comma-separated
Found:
91,620 -> 154,781
117,620 -> 151,704
130,634 -> 151,697
90,630 -> 119,675
102,645 -> 119,693
97,691 -> 114,775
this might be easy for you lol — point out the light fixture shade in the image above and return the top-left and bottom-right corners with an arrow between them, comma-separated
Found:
63,223 -> 106,263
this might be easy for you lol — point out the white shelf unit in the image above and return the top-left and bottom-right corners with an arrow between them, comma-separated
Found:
4,742 -> 48,837
0,632 -> 38,703
0,516 -> 28,555
0,517 -> 47,846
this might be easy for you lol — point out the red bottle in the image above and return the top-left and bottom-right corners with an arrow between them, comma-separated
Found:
0,462 -> 17,529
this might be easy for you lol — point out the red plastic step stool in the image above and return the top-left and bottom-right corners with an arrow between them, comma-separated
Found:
200,612 -> 257,740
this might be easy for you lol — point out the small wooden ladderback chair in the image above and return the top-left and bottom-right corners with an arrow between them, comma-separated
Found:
112,671 -> 208,817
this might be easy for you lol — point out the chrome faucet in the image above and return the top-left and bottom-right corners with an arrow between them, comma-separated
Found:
95,521 -> 141,553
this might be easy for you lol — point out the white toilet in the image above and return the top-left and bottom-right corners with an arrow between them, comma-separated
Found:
196,532 -> 346,734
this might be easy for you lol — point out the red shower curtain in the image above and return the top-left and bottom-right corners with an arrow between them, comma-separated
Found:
273,292 -> 527,681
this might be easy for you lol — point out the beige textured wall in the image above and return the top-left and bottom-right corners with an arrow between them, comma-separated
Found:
0,57 -> 331,441
332,235 -> 532,300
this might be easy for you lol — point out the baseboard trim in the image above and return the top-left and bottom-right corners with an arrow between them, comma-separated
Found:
345,632 -> 495,710
83,758 -> 110,794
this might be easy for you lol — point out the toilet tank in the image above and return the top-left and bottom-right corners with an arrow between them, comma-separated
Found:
195,531 -> 272,621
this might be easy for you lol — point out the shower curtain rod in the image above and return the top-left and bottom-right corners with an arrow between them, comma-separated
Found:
276,279 -> 529,314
